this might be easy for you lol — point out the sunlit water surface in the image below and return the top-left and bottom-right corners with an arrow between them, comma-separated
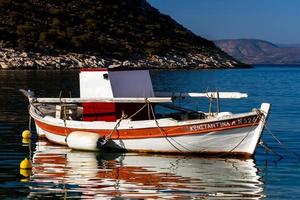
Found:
0,66 -> 300,199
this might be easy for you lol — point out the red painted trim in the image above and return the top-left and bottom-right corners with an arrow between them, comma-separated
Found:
33,156 -> 191,188
80,67 -> 150,72
34,114 -> 260,140
80,68 -> 108,72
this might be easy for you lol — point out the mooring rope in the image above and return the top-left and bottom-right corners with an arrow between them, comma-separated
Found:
100,101 -> 149,144
61,98 -> 69,138
211,111 -> 262,158
29,101 -> 44,116
149,103 -> 186,153
265,124 -> 300,160
256,110 -> 300,160
127,101 -> 148,119
259,139 -> 283,159
150,101 -> 263,156
104,114 -> 128,141
27,104 -> 32,132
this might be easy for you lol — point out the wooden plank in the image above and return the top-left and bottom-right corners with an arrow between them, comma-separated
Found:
32,97 -> 172,103
155,92 -> 248,99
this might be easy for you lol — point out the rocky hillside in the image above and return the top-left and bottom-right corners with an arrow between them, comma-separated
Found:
215,39 -> 300,65
0,0 -> 246,69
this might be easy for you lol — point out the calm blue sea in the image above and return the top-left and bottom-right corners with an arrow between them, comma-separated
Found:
0,65 -> 300,199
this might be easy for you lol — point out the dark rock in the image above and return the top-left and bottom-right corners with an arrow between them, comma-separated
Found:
0,0 -> 247,69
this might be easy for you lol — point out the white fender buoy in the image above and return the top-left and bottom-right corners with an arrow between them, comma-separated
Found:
66,131 -> 105,151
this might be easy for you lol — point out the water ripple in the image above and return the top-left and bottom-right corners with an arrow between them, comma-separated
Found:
0,67 -> 300,199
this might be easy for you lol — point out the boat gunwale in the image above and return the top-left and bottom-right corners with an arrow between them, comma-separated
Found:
30,105 -> 261,140
29,104 -> 260,130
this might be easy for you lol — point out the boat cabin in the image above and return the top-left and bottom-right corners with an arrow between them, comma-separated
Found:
80,68 -> 156,122
23,68 -> 248,123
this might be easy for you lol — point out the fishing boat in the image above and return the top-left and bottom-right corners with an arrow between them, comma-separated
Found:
20,68 -> 271,158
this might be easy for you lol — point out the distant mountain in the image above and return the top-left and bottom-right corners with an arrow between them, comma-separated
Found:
214,39 -> 300,65
276,43 -> 300,48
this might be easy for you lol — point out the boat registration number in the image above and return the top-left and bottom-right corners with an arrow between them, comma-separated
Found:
189,116 -> 258,132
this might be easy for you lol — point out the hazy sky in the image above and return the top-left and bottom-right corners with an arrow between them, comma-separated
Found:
148,0 -> 300,44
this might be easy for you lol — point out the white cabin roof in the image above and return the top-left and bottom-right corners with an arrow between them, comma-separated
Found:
79,68 -> 154,99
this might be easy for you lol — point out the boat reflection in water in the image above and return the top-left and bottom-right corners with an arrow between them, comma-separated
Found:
29,140 -> 265,199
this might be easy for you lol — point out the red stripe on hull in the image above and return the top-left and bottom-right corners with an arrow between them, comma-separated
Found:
34,114 -> 260,140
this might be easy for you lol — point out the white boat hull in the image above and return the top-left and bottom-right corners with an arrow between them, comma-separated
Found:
31,103 -> 270,157
39,123 -> 258,156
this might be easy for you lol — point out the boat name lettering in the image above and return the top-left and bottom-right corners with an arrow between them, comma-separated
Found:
189,116 -> 257,132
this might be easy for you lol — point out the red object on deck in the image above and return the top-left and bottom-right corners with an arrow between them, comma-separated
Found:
82,102 -> 151,122
83,102 -> 117,122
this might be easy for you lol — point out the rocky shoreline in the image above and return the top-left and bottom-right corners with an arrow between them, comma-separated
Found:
0,48 -> 247,70
0,0 -> 248,70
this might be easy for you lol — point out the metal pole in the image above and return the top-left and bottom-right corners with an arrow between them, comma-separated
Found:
208,94 -> 213,115
216,91 -> 220,113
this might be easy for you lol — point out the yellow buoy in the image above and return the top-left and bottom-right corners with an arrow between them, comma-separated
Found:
22,138 -> 31,145
20,169 -> 32,178
20,158 -> 32,169
20,178 -> 29,182
22,130 -> 32,139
